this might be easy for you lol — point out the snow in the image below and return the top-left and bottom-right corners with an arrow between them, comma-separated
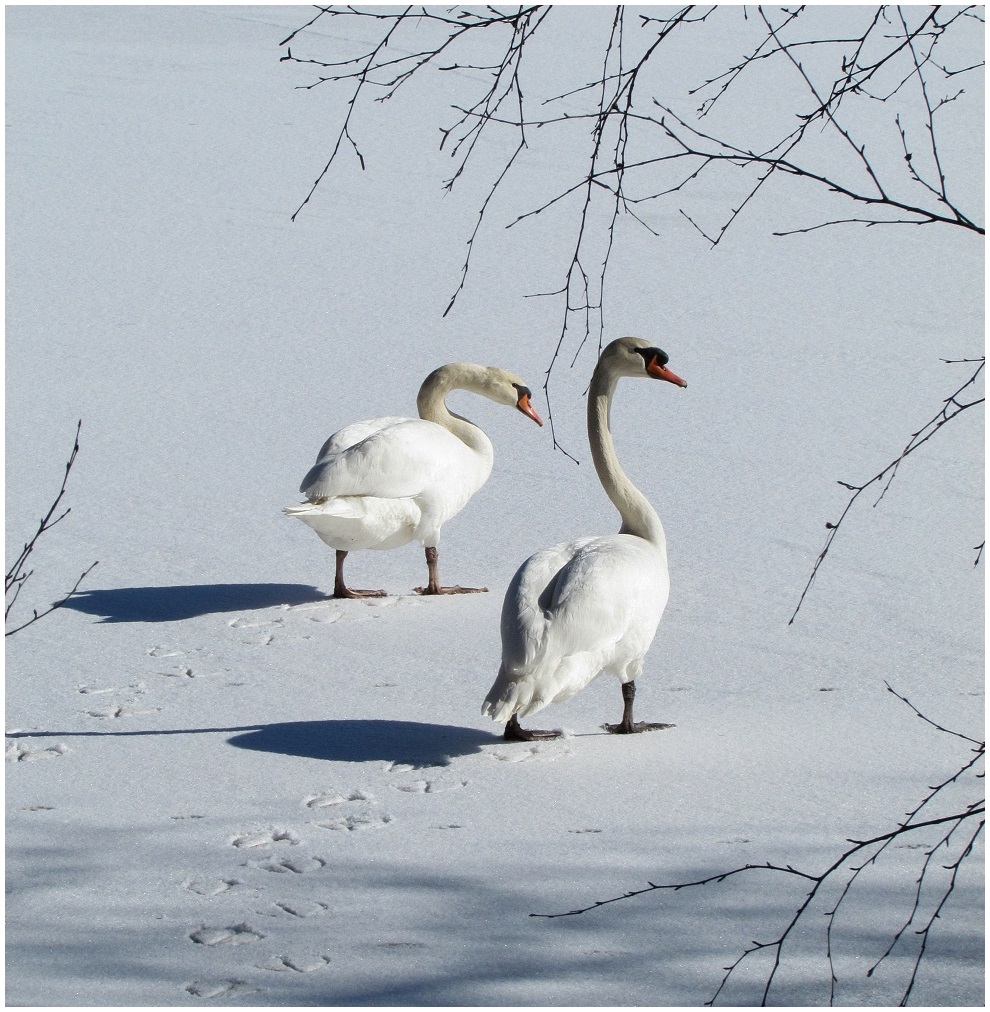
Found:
5,6 -> 983,1007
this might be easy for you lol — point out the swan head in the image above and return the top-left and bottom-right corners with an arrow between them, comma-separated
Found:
601,337 -> 687,388
418,363 -> 544,426
475,366 -> 544,426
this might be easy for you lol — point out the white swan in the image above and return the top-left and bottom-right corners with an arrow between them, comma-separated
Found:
482,337 -> 686,739
285,362 -> 542,598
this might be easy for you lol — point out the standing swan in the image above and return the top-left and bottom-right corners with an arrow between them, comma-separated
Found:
285,363 -> 543,598
482,337 -> 686,739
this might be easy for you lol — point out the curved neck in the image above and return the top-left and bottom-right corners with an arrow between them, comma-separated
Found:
588,366 -> 666,549
416,364 -> 494,459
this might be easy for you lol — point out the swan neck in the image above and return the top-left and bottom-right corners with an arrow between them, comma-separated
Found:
588,367 -> 666,548
416,365 -> 493,458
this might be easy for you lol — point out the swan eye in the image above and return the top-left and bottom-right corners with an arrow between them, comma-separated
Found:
634,347 -> 669,370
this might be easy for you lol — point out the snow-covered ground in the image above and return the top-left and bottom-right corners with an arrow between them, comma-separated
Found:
6,6 -> 983,1007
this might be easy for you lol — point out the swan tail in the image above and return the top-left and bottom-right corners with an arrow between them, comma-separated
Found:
481,664 -> 549,723
283,497 -> 421,552
283,499 -> 365,520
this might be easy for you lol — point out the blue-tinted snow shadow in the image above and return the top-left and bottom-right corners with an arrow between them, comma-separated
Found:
62,583 -> 327,622
228,719 -> 498,766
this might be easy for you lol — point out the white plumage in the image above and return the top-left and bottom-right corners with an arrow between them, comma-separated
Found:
285,363 -> 542,598
482,337 -> 686,738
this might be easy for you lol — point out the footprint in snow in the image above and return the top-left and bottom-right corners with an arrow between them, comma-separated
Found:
182,879 -> 241,897
316,813 -> 393,832
83,703 -> 161,719
384,757 -> 451,772
393,779 -> 467,794
250,855 -> 327,875
183,979 -> 243,999
490,743 -> 570,763
258,954 -> 330,973
6,742 -> 67,763
147,646 -> 185,658
274,899 -> 328,918
189,923 -> 264,946
230,828 -> 299,849
302,790 -> 373,809
228,616 -> 284,629
159,667 -> 202,680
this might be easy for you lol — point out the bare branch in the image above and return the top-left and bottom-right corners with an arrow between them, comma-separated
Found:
532,688 -> 985,1006
6,420 -> 99,636
790,358 -> 984,624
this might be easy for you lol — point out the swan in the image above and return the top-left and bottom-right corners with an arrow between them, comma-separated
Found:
284,362 -> 543,598
482,337 -> 686,739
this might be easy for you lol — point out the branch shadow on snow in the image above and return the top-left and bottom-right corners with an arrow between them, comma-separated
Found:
228,719 -> 498,767
61,582 -> 327,622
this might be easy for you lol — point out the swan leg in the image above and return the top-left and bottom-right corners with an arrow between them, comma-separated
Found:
333,550 -> 386,599
414,546 -> 488,596
604,681 -> 674,735
503,713 -> 562,742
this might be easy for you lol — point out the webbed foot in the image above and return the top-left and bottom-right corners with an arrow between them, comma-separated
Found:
504,714 -> 561,741
603,719 -> 674,735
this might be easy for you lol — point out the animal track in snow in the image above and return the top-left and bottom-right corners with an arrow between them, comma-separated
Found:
316,813 -> 393,832
274,899 -> 328,918
258,954 -> 330,973
393,779 -> 467,794
490,743 -> 570,763
182,879 -> 241,897
82,702 -> 161,719
231,828 -> 299,849
251,855 -> 327,875
159,667 -> 201,680
189,923 -> 264,946
228,616 -> 284,630
6,741 -> 67,763
183,979 -> 241,999
384,756 -> 451,772
302,790 -> 373,810
147,645 -> 185,658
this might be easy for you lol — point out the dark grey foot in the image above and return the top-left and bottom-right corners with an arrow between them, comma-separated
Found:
332,551 -> 385,599
504,713 -> 561,741
418,547 -> 487,595
333,587 -> 387,599
603,719 -> 675,735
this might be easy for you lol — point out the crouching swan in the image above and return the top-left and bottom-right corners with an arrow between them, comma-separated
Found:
285,362 -> 542,598
482,337 -> 686,739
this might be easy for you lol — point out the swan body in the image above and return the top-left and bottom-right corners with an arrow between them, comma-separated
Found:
482,337 -> 686,737
285,363 -> 542,597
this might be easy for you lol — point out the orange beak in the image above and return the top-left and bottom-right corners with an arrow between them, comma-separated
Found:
517,392 -> 543,426
647,357 -> 687,388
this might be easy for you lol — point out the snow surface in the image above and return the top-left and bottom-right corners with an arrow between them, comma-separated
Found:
5,6 -> 983,1007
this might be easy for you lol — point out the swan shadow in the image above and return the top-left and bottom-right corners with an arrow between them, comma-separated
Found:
228,719 -> 498,767
62,583 -> 327,622
8,720 -> 498,767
